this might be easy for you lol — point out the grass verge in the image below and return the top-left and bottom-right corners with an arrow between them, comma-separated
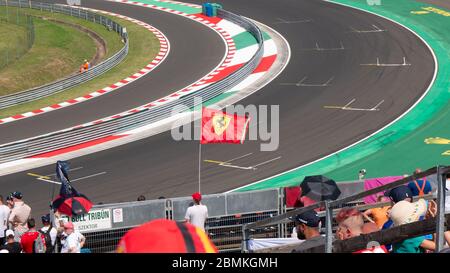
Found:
0,20 -> 29,71
0,16 -> 96,95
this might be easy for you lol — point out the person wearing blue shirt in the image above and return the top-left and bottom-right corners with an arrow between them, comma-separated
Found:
407,169 -> 432,197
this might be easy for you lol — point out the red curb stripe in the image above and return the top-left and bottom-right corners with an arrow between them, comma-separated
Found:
203,64 -> 243,84
253,55 -> 277,74
193,14 -> 223,25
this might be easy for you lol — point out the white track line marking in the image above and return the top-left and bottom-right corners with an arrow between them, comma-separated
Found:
274,18 -> 312,24
361,57 -> 411,66
205,155 -> 281,170
37,178 -> 61,185
300,41 -> 345,51
250,156 -> 282,168
324,99 -> 384,111
71,172 -> 107,182
349,24 -> 386,33
280,76 -> 334,87
224,153 -> 253,163
45,166 -> 83,177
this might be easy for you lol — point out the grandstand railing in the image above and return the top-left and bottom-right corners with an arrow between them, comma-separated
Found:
0,8 -> 264,163
242,165 -> 450,253
0,0 -> 129,109
75,188 -> 281,253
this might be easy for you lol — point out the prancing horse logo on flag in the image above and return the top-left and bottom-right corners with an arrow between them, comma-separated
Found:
212,113 -> 231,136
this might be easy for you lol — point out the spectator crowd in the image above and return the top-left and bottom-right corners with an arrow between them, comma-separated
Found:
291,170 -> 450,253
0,192 -> 85,253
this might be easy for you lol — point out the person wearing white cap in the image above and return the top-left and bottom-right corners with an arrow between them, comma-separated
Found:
0,230 -> 22,253
389,199 -> 436,253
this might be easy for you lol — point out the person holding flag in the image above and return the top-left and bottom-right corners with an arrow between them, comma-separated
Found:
51,161 -> 93,217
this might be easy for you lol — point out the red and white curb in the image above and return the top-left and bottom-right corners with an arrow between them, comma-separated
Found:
154,0 -> 201,8
0,7 -> 170,125
27,0 -> 239,131
0,6 -> 287,174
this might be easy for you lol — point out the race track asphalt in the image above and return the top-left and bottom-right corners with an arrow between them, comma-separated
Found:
1,0 -> 435,218
0,0 -> 225,144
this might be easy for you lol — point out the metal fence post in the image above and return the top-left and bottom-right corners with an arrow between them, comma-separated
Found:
325,201 -> 333,253
435,166 -> 446,252
241,225 -> 249,253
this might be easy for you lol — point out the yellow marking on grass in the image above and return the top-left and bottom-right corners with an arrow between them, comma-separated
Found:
410,11 -> 430,15
424,137 -> 450,145
421,6 -> 450,17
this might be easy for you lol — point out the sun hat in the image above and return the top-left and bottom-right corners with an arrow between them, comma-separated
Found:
389,199 -> 427,226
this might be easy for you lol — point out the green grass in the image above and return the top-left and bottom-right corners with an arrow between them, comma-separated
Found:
16,8 -> 124,59
0,21 -> 30,70
0,17 -> 96,95
0,12 -> 160,119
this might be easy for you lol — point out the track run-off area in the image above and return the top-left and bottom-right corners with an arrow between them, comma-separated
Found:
1,0 -> 448,217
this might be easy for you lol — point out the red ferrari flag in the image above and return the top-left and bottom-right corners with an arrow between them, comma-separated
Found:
200,108 -> 250,144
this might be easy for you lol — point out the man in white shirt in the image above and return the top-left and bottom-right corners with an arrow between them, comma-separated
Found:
40,214 -> 57,253
184,192 -> 208,231
0,195 -> 11,245
61,222 -> 85,253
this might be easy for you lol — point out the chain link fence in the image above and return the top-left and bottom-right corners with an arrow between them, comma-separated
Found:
0,4 -> 35,70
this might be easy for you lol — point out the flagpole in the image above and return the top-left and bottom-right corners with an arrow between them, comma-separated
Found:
198,143 -> 202,193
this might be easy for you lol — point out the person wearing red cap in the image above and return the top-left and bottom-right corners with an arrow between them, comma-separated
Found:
60,222 -> 85,253
116,219 -> 217,253
184,192 -> 208,231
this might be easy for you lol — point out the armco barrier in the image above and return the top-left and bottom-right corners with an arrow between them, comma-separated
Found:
0,0 -> 128,109
0,8 -> 264,163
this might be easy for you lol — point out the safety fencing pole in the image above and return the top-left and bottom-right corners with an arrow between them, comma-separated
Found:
435,165 -> 446,252
325,201 -> 333,253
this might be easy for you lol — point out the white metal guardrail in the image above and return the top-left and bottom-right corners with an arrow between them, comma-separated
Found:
0,8 -> 264,163
0,0 -> 129,109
